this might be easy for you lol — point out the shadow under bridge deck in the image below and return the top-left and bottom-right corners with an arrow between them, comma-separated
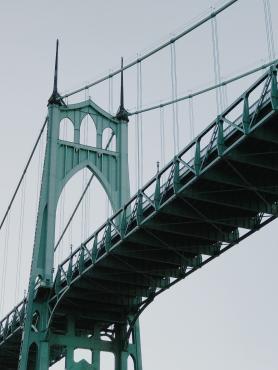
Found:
1,64 -> 278,368
49,66 -> 278,338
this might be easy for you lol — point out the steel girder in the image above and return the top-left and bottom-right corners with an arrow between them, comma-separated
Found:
1,64 -> 278,370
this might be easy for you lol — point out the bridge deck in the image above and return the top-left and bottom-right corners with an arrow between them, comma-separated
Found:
1,66 -> 278,368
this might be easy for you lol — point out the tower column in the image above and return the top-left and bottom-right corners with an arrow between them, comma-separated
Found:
132,320 -> 143,370
114,324 -> 128,370
115,351 -> 128,370
38,341 -> 49,370
92,325 -> 101,370
18,47 -> 144,370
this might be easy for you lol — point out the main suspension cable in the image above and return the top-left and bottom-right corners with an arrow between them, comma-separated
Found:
35,129 -> 45,210
128,59 -> 278,116
0,213 -> 10,315
60,0 -> 239,101
0,117 -> 48,234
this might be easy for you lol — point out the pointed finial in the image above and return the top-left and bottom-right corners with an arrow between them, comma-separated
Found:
116,57 -> 129,122
53,39 -> 59,94
156,161 -> 160,174
120,57 -> 124,109
48,39 -> 65,106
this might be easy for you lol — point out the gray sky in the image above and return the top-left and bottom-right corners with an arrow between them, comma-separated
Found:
0,0 -> 278,369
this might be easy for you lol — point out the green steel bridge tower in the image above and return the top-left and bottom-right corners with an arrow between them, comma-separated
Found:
18,43 -> 142,370
14,49 -> 278,369
0,1 -> 278,368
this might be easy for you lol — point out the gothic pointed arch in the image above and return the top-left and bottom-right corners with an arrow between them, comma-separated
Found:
102,127 -> 116,151
55,166 -> 114,264
59,118 -> 74,142
57,160 -> 117,212
80,114 -> 97,147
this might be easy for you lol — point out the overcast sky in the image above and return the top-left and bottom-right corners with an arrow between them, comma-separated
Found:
0,0 -> 278,369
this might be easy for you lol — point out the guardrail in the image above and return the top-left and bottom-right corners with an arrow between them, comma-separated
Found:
1,65 -> 277,341
0,299 -> 26,345
52,64 -> 278,300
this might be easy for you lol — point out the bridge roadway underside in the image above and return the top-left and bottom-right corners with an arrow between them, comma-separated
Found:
1,101 -> 278,368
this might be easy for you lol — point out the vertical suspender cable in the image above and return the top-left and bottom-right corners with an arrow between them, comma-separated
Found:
109,71 -> 114,114
0,213 -> 10,315
58,120 -> 67,263
81,98 -> 86,241
59,194 -> 65,263
36,131 -> 44,209
85,117 -> 88,238
63,117 -> 68,260
135,116 -> 139,190
15,176 -> 26,303
85,90 -> 90,239
84,93 -> 89,240
81,172 -> 85,241
188,95 -> 195,157
211,14 -> 220,112
107,73 -> 113,217
159,106 -> 166,168
211,12 -> 224,113
85,117 -> 90,236
263,0 -> 275,61
139,62 -> 143,188
81,100 -> 89,241
222,83 -> 228,108
170,42 -> 179,153
106,195 -> 110,219
66,96 -> 73,249
81,96 -> 86,241
188,96 -> 195,140
136,59 -> 143,189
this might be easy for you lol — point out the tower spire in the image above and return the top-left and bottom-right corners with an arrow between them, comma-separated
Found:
120,56 -> 124,109
116,57 -> 129,122
53,39 -> 59,95
48,39 -> 64,105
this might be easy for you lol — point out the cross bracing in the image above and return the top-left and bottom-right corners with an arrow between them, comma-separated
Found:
1,62 -> 277,369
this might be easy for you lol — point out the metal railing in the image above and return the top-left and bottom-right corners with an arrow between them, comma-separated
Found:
53,64 -> 278,300
0,299 -> 26,345
1,64 -> 277,344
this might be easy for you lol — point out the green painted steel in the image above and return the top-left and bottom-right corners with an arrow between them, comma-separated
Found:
1,59 -> 278,370
14,43 -> 142,370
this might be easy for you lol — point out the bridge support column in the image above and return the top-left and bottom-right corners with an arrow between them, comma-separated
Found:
65,346 -> 75,369
132,320 -> 143,370
38,341 -> 49,370
91,324 -> 101,370
113,320 -> 142,370
114,324 -> 128,370
115,351 -> 128,370
92,350 -> 100,370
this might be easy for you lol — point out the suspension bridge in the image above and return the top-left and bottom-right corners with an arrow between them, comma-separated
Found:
0,0 -> 277,369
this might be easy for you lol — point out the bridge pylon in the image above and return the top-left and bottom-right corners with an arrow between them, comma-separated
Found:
18,41 -> 142,370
